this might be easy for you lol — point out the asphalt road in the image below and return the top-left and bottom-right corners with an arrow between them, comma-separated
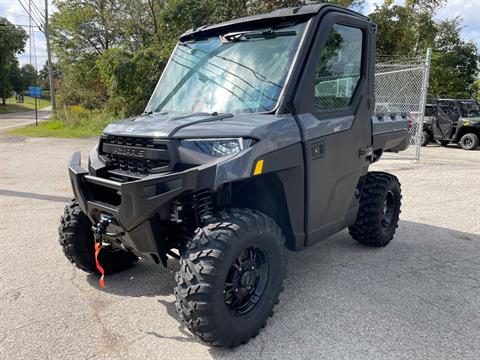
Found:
0,107 -> 53,134
0,137 -> 479,360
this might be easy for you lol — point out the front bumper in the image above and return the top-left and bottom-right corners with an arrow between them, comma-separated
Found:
69,151 -> 203,229
68,151 -> 215,263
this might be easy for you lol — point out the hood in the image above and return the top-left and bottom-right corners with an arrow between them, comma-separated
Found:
103,112 -> 301,147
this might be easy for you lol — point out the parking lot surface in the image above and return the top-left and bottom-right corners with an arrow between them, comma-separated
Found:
0,136 -> 479,360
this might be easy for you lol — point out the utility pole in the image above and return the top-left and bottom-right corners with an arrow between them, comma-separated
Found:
29,0 -> 32,66
44,0 -> 56,112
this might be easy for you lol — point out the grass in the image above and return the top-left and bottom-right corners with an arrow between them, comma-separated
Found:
8,106 -> 117,138
0,96 -> 51,114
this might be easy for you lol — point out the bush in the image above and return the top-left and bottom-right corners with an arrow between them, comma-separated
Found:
97,47 -> 167,117
44,104 -> 119,135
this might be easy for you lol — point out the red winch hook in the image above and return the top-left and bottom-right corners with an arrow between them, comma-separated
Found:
92,214 -> 113,288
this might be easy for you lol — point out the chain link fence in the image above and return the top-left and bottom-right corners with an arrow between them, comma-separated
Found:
375,49 -> 432,160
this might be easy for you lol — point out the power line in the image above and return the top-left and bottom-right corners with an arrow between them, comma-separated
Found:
29,0 -> 32,66
17,0 -> 46,24
44,0 -> 57,111
30,0 -> 46,22
16,0 -> 44,31
33,19 -> 39,72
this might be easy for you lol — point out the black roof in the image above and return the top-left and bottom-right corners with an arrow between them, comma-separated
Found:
179,4 -> 367,42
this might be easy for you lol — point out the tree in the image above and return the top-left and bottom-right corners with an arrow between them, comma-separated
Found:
50,0 -> 364,114
0,18 -> 28,105
97,47 -> 167,115
9,60 -> 23,93
20,64 -> 39,89
429,18 -> 479,98
39,62 -> 59,90
369,0 -> 444,57
369,0 -> 479,100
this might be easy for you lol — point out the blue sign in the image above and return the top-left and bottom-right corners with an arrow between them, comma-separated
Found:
28,87 -> 42,98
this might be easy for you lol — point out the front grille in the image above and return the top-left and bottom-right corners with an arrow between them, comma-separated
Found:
101,135 -> 172,178
107,155 -> 168,176
102,135 -> 168,150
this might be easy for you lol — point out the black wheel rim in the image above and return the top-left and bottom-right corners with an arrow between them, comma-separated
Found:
223,247 -> 269,315
381,190 -> 395,229
464,138 -> 472,147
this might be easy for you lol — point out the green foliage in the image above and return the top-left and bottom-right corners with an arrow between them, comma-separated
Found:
0,17 -> 28,105
369,0 -> 443,56
39,62 -> 59,90
20,64 -> 39,88
428,18 -> 479,99
97,47 -> 167,116
369,0 -> 479,100
7,63 -> 40,93
9,60 -> 23,93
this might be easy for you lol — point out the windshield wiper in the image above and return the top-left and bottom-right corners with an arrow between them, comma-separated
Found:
220,29 -> 296,43
142,110 -> 168,117
168,112 -> 234,137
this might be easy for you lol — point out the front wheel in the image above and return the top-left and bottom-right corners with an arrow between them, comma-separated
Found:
58,200 -> 138,274
460,133 -> 479,150
421,131 -> 430,147
349,172 -> 402,247
174,208 -> 286,347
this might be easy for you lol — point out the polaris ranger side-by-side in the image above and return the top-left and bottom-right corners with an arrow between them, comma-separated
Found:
59,4 -> 409,347
422,99 -> 480,150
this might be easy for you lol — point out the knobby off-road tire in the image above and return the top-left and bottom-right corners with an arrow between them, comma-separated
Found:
459,133 -> 479,150
174,208 -> 286,347
421,131 -> 430,147
59,200 -> 138,274
349,172 -> 402,247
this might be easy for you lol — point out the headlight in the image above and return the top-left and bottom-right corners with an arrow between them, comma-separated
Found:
179,138 -> 253,157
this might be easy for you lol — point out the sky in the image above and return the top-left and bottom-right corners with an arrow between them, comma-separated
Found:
1,0 -> 480,69
0,0 -> 52,68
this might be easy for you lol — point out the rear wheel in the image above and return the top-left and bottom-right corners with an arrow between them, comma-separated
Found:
174,208 -> 286,347
349,172 -> 402,247
58,200 -> 138,274
460,133 -> 479,150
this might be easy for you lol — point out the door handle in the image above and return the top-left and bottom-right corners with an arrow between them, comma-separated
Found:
359,146 -> 373,157
311,142 -> 325,159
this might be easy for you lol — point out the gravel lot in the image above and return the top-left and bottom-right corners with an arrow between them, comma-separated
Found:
0,136 -> 479,360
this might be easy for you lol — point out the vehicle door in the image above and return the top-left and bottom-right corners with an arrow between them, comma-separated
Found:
433,101 -> 456,140
292,11 -> 374,245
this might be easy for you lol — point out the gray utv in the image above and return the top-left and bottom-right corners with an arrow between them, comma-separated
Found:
59,4 -> 409,347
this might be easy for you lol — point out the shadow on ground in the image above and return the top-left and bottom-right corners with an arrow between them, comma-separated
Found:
85,220 -> 480,358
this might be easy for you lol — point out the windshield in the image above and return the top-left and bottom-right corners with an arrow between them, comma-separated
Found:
145,22 -> 307,115
460,101 -> 480,117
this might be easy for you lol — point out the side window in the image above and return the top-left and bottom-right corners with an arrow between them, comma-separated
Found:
439,101 -> 458,118
314,24 -> 363,112
425,106 -> 435,116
